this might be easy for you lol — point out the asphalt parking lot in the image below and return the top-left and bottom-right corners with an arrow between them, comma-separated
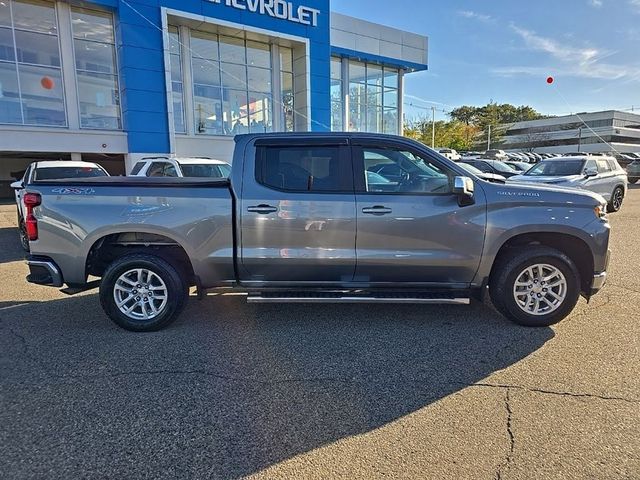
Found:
1,188 -> 639,480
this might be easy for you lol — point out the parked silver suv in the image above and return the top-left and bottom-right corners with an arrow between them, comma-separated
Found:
507,156 -> 628,212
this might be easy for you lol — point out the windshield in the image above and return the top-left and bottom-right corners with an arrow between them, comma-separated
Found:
34,167 -> 107,181
491,161 -> 517,174
458,163 -> 486,176
179,163 -> 231,178
525,160 -> 585,177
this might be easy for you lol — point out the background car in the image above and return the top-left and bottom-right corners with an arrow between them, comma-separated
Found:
503,161 -> 533,173
460,158 -> 519,178
11,161 -> 109,251
456,162 -> 507,183
482,149 -> 509,160
437,148 -> 462,161
507,156 -> 628,212
129,157 -> 231,178
627,160 -> 640,184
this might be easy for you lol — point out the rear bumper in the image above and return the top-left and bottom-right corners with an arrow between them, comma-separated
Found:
26,256 -> 64,287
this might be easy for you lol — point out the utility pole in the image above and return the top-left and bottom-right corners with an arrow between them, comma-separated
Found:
431,106 -> 436,148
578,127 -> 582,153
487,124 -> 492,150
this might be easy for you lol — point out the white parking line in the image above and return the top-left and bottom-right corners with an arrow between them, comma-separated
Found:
0,303 -> 30,311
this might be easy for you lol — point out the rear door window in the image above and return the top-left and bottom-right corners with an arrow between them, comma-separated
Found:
596,160 -> 611,174
256,145 -> 352,192
130,162 -> 145,175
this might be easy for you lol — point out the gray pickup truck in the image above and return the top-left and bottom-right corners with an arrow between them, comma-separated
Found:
22,133 -> 611,332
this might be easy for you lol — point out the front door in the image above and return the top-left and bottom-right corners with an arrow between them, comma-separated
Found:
239,140 -> 357,285
353,142 -> 487,285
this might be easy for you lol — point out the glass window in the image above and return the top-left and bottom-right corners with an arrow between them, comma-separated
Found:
12,0 -> 56,34
191,29 -> 283,135
0,0 -> 66,126
0,2 -> 10,27
71,7 -> 120,130
247,66 -> 271,93
0,27 -> 16,61
192,58 -> 220,86
190,31 -> 219,61
362,147 -> 451,194
76,71 -> 120,130
147,162 -> 178,177
279,46 -> 293,72
0,62 -> 22,123
221,62 -> 246,89
168,26 -> 185,133
596,159 -> 611,173
70,8 -> 114,43
330,57 -> 343,131
246,40 -> 270,68
219,35 -> 245,64
344,61 -> 399,135
280,69 -> 294,132
130,162 -> 146,176
73,39 -> 115,73
258,146 -> 350,192
15,30 -> 60,66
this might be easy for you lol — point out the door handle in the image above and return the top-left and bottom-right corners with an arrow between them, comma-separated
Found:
362,206 -> 393,215
248,204 -> 278,214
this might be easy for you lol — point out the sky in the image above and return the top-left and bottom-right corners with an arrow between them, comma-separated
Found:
331,0 -> 640,122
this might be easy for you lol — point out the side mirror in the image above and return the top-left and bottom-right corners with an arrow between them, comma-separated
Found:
584,167 -> 598,178
453,176 -> 475,206
10,181 -> 24,190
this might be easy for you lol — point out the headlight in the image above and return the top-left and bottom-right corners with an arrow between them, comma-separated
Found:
594,204 -> 607,218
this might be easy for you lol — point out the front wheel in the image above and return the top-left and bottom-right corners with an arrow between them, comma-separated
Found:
489,247 -> 581,327
607,186 -> 624,212
99,253 -> 189,332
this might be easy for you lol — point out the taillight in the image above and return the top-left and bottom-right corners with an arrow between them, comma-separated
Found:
23,193 -> 41,241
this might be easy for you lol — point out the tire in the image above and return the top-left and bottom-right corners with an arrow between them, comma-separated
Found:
607,186 -> 625,213
99,253 -> 189,332
18,221 -> 30,252
629,177 -> 639,185
489,246 -> 581,327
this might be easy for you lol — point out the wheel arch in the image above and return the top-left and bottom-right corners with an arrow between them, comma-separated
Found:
85,231 -> 197,286
488,231 -> 594,295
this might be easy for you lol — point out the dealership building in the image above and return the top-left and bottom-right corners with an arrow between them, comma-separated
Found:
0,0 -> 428,197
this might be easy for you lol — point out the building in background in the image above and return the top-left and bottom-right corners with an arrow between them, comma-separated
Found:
502,110 -> 640,154
0,0 -> 428,197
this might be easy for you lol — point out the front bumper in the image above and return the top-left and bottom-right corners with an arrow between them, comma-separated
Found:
590,249 -> 610,295
26,256 -> 64,287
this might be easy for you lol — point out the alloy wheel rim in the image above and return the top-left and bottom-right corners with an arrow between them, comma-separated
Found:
613,189 -> 623,209
513,264 -> 567,316
113,268 -> 168,321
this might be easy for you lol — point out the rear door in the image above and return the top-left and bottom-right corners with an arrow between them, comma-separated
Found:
353,140 -> 487,285
239,138 -> 357,284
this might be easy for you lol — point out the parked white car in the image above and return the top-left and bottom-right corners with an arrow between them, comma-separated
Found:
129,157 -> 231,178
11,161 -> 109,250
437,148 -> 462,161
508,156 -> 628,212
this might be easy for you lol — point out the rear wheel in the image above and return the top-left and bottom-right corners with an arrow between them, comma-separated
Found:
99,253 -> 189,332
489,247 -> 580,327
18,220 -> 29,252
607,186 -> 624,212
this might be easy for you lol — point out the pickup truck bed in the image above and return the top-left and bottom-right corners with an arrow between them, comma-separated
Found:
22,133 -> 611,332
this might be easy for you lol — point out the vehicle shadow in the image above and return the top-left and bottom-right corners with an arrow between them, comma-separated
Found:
1,293 -> 554,479
0,227 -> 26,263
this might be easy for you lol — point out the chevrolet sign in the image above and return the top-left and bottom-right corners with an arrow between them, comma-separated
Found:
206,0 -> 321,27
